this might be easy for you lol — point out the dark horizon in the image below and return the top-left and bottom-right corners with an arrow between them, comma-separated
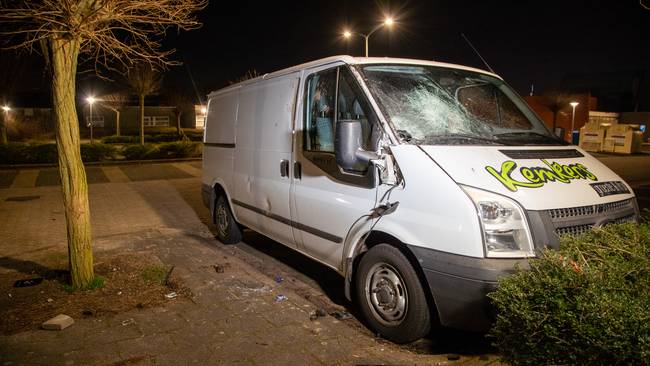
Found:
4,0 -> 650,111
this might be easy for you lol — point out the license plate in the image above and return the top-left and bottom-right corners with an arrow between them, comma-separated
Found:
590,181 -> 630,197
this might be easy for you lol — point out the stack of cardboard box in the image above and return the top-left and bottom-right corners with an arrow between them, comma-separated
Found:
601,124 -> 643,154
579,122 -> 607,152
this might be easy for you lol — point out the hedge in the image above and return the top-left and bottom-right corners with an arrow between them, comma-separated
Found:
488,214 -> 650,366
0,141 -> 201,164
102,132 -> 203,144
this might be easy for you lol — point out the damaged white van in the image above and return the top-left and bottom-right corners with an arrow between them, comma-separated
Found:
202,56 -> 639,343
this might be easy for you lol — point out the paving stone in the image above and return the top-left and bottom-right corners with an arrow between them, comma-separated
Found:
10,169 -> 38,188
119,164 -> 191,181
0,170 -> 18,188
102,166 -> 130,183
41,314 -> 74,330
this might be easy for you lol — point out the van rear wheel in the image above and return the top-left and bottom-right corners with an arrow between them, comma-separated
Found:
215,196 -> 242,244
355,244 -> 431,344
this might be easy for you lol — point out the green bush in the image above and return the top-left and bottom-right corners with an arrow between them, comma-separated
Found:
151,141 -> 201,158
488,217 -> 650,366
122,143 -> 157,160
102,135 -> 140,144
0,143 -> 57,164
80,143 -> 116,162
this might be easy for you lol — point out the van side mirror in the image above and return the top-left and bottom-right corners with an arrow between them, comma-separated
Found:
335,119 -> 378,172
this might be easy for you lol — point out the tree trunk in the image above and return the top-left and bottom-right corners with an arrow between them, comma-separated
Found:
115,110 -> 120,136
552,111 -> 558,131
139,94 -> 145,145
49,37 -> 94,289
176,110 -> 183,137
0,112 -> 7,145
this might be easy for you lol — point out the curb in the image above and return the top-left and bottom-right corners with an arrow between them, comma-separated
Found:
0,157 -> 202,170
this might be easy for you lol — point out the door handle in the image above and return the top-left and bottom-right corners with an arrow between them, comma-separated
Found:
280,160 -> 289,177
294,161 -> 302,179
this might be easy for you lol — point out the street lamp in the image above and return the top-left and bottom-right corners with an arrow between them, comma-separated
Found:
343,16 -> 395,57
569,101 -> 579,144
1,105 -> 10,113
86,96 -> 96,144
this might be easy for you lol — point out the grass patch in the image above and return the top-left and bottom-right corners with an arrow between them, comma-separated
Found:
141,265 -> 169,285
62,275 -> 106,293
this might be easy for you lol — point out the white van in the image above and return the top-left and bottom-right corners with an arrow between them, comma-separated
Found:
202,56 -> 639,343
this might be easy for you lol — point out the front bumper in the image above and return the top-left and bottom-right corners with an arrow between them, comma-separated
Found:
408,245 -> 529,332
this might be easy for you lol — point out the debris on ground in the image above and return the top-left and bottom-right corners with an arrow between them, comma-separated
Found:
42,314 -> 74,330
13,278 -> 43,288
213,265 -> 225,273
165,291 -> 178,299
309,308 -> 328,321
46,298 -> 53,303
330,310 -> 352,320
164,266 -> 175,285
121,318 -> 135,326
274,294 -> 288,302
82,309 -> 95,317
274,275 -> 283,283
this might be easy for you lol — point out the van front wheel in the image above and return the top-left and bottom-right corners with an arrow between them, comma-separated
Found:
355,244 -> 431,344
215,196 -> 242,244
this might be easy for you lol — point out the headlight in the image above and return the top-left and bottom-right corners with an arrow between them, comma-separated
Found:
461,185 -> 535,258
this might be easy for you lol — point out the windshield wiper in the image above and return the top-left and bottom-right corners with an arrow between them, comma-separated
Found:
495,131 -> 567,145
422,133 -> 511,146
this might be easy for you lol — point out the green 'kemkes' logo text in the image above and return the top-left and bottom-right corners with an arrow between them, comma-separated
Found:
485,160 -> 598,192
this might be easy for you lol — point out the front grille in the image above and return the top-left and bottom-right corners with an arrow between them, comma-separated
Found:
548,199 -> 634,220
555,224 -> 592,237
549,199 -> 637,238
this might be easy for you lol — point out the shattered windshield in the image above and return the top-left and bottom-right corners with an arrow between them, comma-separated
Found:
357,65 -> 562,146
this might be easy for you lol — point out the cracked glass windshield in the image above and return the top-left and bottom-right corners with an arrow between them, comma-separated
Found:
357,64 -> 562,146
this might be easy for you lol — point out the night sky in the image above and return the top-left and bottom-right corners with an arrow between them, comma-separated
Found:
11,0 -> 650,109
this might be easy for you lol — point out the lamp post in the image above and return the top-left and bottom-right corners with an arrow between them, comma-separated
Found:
343,16 -> 394,57
570,101 -> 579,143
1,105 -> 10,145
86,96 -> 96,144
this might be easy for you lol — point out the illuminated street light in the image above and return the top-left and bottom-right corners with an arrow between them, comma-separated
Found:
86,96 -> 97,144
570,101 -> 579,143
201,106 -> 207,114
342,16 -> 395,57
1,105 -> 10,112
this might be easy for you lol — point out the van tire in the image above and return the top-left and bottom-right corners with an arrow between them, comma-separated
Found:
214,196 -> 242,244
355,244 -> 431,344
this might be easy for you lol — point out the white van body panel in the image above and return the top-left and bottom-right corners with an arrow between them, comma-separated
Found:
420,146 -> 636,210
233,74 -> 300,248
370,145 -> 485,258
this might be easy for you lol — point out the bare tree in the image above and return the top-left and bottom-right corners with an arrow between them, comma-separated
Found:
164,90 -> 194,138
539,90 -> 571,131
100,91 -> 129,136
229,69 -> 261,85
0,0 -> 206,289
0,50 -> 25,144
126,65 -> 162,144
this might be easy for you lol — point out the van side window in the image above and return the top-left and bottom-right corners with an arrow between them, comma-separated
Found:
304,69 -> 337,152
337,68 -> 378,151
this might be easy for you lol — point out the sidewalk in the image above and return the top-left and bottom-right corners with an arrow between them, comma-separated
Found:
0,174 -> 501,365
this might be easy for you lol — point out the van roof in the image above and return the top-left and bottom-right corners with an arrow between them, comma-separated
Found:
208,55 -> 502,97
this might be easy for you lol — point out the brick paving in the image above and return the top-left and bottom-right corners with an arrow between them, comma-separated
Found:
0,162 -> 502,366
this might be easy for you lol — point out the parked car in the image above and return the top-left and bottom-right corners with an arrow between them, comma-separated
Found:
201,56 -> 639,343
